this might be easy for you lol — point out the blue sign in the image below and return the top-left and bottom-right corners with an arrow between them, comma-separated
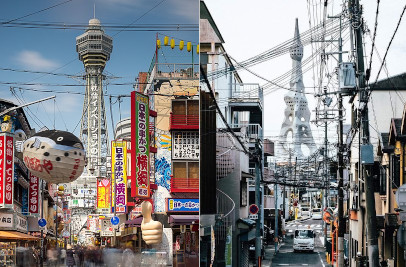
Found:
167,198 -> 199,213
38,218 -> 47,227
21,187 -> 28,215
111,216 -> 119,225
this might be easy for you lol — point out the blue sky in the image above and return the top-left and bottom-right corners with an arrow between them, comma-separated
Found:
0,0 -> 198,139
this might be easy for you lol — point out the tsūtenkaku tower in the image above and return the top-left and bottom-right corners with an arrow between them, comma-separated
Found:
76,18 -> 113,177
278,19 -> 316,159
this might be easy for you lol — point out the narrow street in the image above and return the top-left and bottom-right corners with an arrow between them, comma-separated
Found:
261,217 -> 329,267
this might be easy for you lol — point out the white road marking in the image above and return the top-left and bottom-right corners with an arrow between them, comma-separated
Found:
278,264 -> 289,266
317,251 -> 326,267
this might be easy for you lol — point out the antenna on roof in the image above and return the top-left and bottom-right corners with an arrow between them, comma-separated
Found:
93,3 -> 96,19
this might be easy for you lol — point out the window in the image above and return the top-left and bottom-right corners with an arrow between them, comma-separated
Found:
241,181 -> 247,206
391,155 -> 400,189
380,165 -> 387,195
172,100 -> 198,116
173,161 -> 199,179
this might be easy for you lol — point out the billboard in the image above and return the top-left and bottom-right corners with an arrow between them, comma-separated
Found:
111,141 -> 127,213
0,134 -> 14,208
28,173 -> 39,215
166,198 -> 199,213
131,91 -> 150,198
97,178 -> 111,210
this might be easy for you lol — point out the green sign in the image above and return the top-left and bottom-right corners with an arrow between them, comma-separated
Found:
225,226 -> 232,266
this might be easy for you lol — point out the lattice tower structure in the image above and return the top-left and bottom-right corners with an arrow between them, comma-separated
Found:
76,18 -> 113,177
278,19 -> 316,159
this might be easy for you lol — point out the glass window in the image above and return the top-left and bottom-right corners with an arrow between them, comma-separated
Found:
294,230 -> 314,239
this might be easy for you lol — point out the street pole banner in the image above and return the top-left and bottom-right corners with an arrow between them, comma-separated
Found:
131,91 -> 150,198
97,178 -> 111,210
111,140 -> 127,213
28,172 -> 39,215
225,226 -> 232,267
0,134 -> 14,208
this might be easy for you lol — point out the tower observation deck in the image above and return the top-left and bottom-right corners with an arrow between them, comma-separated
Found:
76,18 -> 113,177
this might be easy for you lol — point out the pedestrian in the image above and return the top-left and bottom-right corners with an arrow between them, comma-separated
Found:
61,246 -> 67,265
65,244 -> 76,267
122,242 -> 135,267
47,246 -> 58,267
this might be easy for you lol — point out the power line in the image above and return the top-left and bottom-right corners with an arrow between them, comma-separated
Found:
0,0 -> 74,25
200,65 -> 249,155
372,3 -> 406,86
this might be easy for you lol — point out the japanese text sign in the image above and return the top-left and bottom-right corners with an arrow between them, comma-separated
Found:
28,172 -> 39,214
111,141 -> 127,213
131,91 -> 150,198
0,134 -> 14,207
167,198 -> 199,213
97,178 -> 111,210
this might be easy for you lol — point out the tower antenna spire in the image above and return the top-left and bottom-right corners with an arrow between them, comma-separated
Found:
93,3 -> 96,18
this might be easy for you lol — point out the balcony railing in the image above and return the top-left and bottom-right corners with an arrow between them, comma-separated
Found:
230,123 -> 263,141
230,83 -> 263,105
155,63 -> 199,79
170,113 -> 199,130
171,176 -> 199,193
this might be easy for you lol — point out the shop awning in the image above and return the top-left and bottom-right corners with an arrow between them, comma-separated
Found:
0,231 -> 40,241
169,215 -> 199,225
125,216 -> 143,226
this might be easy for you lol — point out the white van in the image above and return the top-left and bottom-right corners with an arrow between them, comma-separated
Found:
293,228 -> 315,252
300,206 -> 311,217
311,208 -> 322,220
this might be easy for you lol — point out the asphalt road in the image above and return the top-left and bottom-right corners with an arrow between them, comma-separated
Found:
269,217 -> 329,267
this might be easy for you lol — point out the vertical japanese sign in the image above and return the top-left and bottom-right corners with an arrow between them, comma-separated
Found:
0,135 -> 4,206
111,140 -> 127,213
225,226 -> 232,267
97,178 -> 111,210
63,200 -> 71,223
1,134 -> 14,207
28,173 -> 39,215
130,91 -> 150,198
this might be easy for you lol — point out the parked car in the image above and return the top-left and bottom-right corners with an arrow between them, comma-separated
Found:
301,206 -> 311,217
311,208 -> 322,219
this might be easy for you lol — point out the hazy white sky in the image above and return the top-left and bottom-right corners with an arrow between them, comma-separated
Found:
204,0 -> 406,158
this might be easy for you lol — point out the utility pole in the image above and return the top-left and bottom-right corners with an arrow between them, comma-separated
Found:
40,180 -> 44,267
274,167 -> 279,255
335,12 -> 345,267
324,104 -> 329,247
255,142 -> 262,266
349,0 -> 379,266
294,157 -> 297,220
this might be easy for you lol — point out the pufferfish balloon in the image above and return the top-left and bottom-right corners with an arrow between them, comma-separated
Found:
22,130 -> 85,184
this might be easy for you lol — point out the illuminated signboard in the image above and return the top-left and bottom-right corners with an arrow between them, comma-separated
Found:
166,198 -> 199,213
131,91 -> 150,198
111,140 -> 127,213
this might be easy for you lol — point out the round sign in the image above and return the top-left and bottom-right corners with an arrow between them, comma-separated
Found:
249,204 -> 259,215
62,231 -> 70,238
38,218 -> 47,227
111,216 -> 119,226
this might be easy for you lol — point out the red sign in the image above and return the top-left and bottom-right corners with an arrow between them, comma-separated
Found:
3,134 -> 13,206
249,204 -> 259,215
131,91 -> 150,198
29,173 -> 39,214
0,135 -> 5,205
